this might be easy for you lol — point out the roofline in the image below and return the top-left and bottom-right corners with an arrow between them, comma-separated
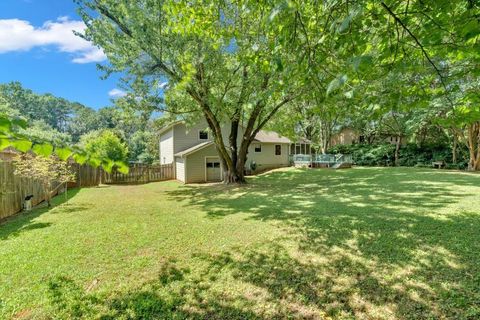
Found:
174,141 -> 214,157
158,120 -> 184,136
252,139 -> 291,144
159,120 -> 290,143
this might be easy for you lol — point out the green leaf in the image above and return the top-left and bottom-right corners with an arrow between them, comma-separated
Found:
0,117 -> 11,133
327,75 -> 348,96
12,139 -> 32,152
338,16 -> 351,33
351,55 -> 373,72
102,160 -> 115,174
32,143 -> 53,157
275,57 -> 284,72
11,118 -> 28,129
87,157 -> 102,168
462,20 -> 480,40
0,138 -> 12,151
73,153 -> 87,165
114,161 -> 129,174
55,147 -> 73,161
269,8 -> 280,21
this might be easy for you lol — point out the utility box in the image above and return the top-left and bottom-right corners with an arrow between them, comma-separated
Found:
24,195 -> 33,211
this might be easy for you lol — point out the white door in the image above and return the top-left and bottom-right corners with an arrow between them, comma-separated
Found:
206,158 -> 221,182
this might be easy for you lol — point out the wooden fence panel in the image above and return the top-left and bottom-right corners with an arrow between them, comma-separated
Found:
70,163 -> 102,188
0,162 -> 174,220
103,163 -> 173,184
0,162 -> 48,220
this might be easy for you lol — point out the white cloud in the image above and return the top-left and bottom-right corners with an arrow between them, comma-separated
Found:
108,88 -> 127,98
0,17 -> 106,63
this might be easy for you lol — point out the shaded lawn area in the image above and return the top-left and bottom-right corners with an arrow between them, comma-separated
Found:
0,167 -> 479,319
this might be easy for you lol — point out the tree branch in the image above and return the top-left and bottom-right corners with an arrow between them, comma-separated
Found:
380,2 -> 453,106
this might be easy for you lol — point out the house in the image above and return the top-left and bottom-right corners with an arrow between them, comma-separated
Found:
290,138 -> 313,155
159,120 -> 291,183
330,127 -> 360,146
330,127 -> 407,147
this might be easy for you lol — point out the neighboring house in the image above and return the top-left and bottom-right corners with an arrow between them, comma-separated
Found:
330,127 -> 360,146
330,127 -> 406,147
159,120 -> 291,183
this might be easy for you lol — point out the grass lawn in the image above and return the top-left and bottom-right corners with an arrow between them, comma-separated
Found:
1,167 -> 479,319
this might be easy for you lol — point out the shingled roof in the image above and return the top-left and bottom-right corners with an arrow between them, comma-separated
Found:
253,130 -> 291,144
174,141 -> 214,157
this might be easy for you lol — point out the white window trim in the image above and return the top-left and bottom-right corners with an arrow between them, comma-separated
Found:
254,143 -> 262,153
204,156 -> 223,182
274,144 -> 282,156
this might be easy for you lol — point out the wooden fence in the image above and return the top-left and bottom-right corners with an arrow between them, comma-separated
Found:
104,163 -> 174,184
70,163 -> 174,185
70,164 -> 103,188
1,162 -> 174,220
0,161 -> 51,220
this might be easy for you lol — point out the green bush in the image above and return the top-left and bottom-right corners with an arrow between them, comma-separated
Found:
329,143 -> 395,166
328,143 -> 469,169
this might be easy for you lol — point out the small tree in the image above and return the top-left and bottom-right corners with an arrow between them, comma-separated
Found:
14,154 -> 76,207
80,130 -> 129,163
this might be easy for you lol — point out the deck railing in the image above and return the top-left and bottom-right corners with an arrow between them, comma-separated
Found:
290,153 -> 353,165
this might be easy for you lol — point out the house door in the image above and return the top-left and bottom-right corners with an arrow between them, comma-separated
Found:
206,158 -> 221,182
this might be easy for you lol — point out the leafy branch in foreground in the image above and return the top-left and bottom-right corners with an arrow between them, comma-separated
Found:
0,114 -> 129,174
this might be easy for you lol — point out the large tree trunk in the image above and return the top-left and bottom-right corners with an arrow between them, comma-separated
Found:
394,136 -> 401,166
319,120 -> 332,154
452,132 -> 458,165
216,140 -> 248,184
467,122 -> 480,171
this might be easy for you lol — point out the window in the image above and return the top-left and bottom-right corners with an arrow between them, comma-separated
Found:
275,144 -> 282,155
254,144 -> 262,153
199,130 -> 208,140
206,162 -> 220,168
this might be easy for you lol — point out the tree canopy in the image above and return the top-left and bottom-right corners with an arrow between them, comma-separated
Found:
73,0 -> 480,177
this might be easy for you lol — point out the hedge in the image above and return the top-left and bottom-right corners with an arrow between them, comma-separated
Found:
328,143 -> 469,169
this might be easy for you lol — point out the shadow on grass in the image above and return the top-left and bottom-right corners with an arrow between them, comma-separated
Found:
159,167 -> 480,319
0,188 -> 81,240
35,168 -> 480,319
45,261 -> 267,320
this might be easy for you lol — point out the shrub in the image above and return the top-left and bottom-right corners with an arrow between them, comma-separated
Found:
328,143 -> 469,169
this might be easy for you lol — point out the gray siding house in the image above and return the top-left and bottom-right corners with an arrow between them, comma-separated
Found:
159,120 -> 291,183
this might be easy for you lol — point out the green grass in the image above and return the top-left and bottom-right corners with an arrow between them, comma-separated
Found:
1,167 -> 479,319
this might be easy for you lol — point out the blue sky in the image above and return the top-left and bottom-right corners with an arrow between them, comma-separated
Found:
0,0 -> 123,109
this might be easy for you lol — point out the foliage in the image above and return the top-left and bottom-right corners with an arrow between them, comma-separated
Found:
19,120 -> 72,145
0,113 -> 128,174
329,142 -> 469,169
1,168 -> 479,319
0,82 -> 94,139
77,0 -> 316,182
330,143 -> 396,166
1,82 -> 157,165
81,130 -> 129,163
13,154 -> 76,207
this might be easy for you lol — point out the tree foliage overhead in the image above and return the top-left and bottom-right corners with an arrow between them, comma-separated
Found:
73,0 -> 480,175
77,0 -> 374,182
